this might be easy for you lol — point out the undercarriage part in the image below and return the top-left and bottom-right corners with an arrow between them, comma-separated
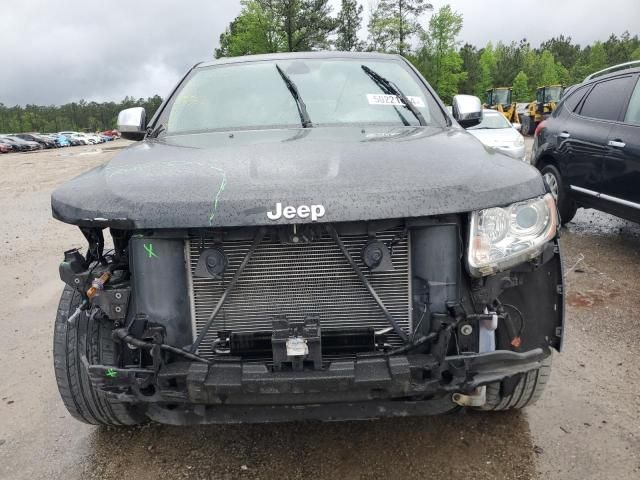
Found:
80,227 -> 106,267
59,249 -> 91,290
452,386 -> 487,407
271,316 -> 322,371
478,311 -> 498,353
66,302 -> 88,325
90,288 -> 130,320
145,396 -> 458,425
326,224 -> 409,342
364,330 -> 438,358
86,271 -> 110,298
110,228 -> 132,265
89,347 -> 549,406
228,327 -> 377,359
112,328 -> 210,364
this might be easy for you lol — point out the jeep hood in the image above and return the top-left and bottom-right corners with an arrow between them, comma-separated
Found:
51,126 -> 546,229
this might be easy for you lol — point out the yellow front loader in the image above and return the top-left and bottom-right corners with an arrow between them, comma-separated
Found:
520,85 -> 564,135
484,87 -> 519,124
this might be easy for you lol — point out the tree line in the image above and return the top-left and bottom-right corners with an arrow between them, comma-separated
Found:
2,1 -> 639,133
215,0 -> 640,104
0,96 -> 163,134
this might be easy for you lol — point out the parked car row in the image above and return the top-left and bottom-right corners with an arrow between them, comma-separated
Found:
0,130 -> 120,153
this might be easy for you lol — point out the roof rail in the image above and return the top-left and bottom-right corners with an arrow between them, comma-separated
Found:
584,60 -> 640,82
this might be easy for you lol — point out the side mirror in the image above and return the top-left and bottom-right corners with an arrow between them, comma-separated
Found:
452,95 -> 483,128
512,122 -> 522,132
117,107 -> 147,141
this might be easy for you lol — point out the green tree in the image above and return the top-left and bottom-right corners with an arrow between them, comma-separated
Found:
215,0 -> 337,57
493,40 -> 528,86
414,5 -> 466,104
570,42 -> 608,83
0,96 -> 165,133
336,0 -> 364,51
512,71 -> 530,102
476,43 -> 496,98
367,1 -> 395,52
538,50 -> 560,86
458,43 -> 481,94
215,1 -> 283,58
279,0 -> 337,52
603,32 -> 640,65
367,0 -> 433,54
540,35 -> 581,71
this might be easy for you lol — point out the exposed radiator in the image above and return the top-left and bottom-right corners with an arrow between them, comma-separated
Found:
187,228 -> 411,359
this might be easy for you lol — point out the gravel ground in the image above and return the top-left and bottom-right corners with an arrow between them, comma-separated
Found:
0,140 -> 638,479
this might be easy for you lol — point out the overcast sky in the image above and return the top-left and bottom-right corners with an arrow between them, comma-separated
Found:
1,0 -> 638,106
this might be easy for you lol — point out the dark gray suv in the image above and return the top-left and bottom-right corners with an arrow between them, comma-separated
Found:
51,52 -> 563,425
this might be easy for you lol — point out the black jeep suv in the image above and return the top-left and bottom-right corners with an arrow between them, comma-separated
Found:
532,61 -> 640,224
51,52 -> 563,425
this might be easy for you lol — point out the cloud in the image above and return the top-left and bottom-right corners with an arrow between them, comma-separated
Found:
0,0 -> 241,105
1,0 -> 638,106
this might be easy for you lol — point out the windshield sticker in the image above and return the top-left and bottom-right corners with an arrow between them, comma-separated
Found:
367,94 -> 425,108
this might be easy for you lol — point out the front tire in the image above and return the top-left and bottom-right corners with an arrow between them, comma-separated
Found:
479,355 -> 553,411
540,164 -> 577,224
53,286 -> 145,426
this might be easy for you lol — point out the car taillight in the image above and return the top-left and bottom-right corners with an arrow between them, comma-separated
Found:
534,120 -> 546,137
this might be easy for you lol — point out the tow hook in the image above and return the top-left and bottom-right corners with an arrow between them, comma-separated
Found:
452,386 -> 487,407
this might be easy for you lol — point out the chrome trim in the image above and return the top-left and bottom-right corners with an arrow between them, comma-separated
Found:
570,185 -> 640,210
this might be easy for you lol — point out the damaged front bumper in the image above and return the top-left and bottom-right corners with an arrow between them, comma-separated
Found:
86,347 -> 550,424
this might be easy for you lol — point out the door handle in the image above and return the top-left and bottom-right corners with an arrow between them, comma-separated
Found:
559,132 -> 571,139
608,140 -> 626,148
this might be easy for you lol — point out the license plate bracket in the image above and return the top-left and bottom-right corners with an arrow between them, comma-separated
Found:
272,316 -> 322,371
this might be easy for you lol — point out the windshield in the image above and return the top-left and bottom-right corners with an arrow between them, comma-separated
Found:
468,112 -> 511,130
544,86 -> 563,103
493,89 -> 511,106
162,58 -> 445,134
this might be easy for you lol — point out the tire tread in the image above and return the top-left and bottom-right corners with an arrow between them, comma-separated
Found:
479,355 -> 552,411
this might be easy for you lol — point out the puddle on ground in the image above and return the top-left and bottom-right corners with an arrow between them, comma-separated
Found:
566,287 -> 621,308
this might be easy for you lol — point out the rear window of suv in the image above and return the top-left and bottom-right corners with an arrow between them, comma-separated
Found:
579,76 -> 636,121
560,85 -> 589,114
624,78 -> 640,125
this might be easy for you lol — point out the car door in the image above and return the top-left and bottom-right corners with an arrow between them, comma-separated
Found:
602,74 -> 640,205
559,75 -> 637,200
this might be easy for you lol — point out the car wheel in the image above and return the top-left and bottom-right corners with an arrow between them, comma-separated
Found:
541,164 -> 577,224
520,115 -> 534,136
478,354 -> 552,411
53,285 -> 145,426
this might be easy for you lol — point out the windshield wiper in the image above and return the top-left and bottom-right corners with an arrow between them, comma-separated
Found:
361,65 -> 427,126
276,64 -> 313,128
147,123 -> 166,138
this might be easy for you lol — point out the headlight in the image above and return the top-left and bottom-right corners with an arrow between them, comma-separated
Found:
514,136 -> 525,147
467,194 -> 558,277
